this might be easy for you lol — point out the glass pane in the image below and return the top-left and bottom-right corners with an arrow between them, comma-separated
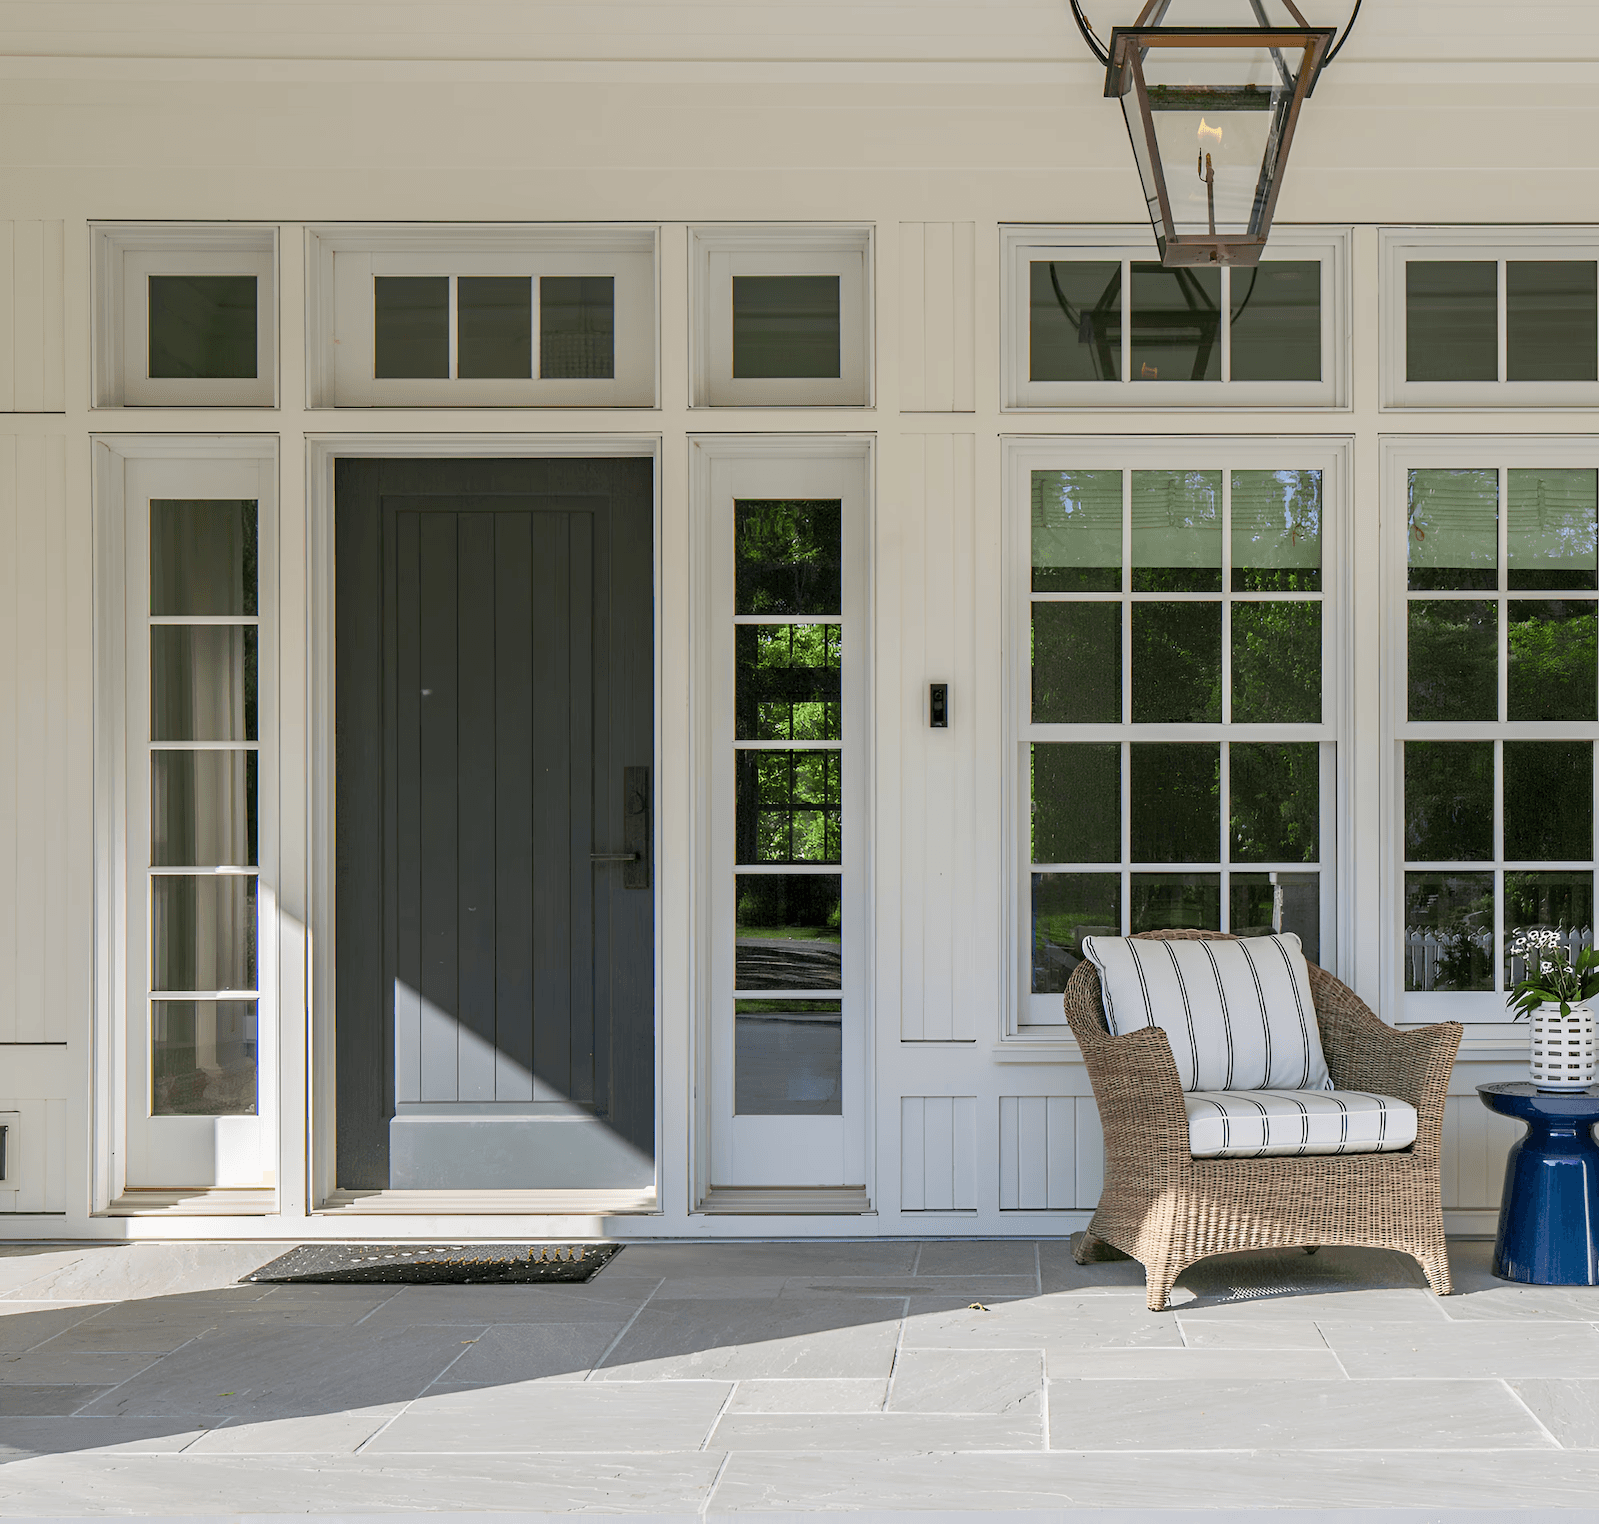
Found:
1032,470 -> 1121,592
1032,743 -> 1119,865
1506,873 -> 1596,990
1508,469 -> 1598,590
541,275 -> 615,380
735,500 -> 841,616
1229,742 -> 1319,865
1032,872 -> 1120,994
1131,873 -> 1221,934
151,874 -> 257,993
151,626 -> 257,742
374,276 -> 448,379
1029,261 -> 1121,382
152,750 -> 256,868
1507,261 -> 1598,382
1406,261 -> 1497,383
735,873 -> 841,991
457,276 -> 531,379
1229,872 -> 1319,963
1131,602 -> 1221,723
1407,601 -> 1496,723
1407,469 -> 1498,591
1132,471 -> 1221,591
1403,872 -> 1494,992
736,750 -> 841,864
1505,741 -> 1594,863
1130,743 -> 1220,864
150,500 -> 257,616
735,1000 -> 842,1115
1129,264 -> 1221,382
151,1000 -> 257,1116
1232,602 -> 1321,723
1404,741 -> 1493,863
1032,603 -> 1120,724
1507,601 -> 1598,722
147,275 -> 257,380
1228,261 -> 1320,382
1231,470 -> 1320,591
732,275 -> 841,379
736,625 -> 840,741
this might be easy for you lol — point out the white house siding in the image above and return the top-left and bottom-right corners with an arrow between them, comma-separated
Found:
0,0 -> 1583,1236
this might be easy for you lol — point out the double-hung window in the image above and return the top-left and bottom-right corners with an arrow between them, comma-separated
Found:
1012,439 -> 1346,1031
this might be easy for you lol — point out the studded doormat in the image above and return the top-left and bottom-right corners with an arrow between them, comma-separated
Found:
242,1242 -> 621,1285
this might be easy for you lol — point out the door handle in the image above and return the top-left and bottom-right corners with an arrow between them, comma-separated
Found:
590,853 -> 639,863
623,764 -> 650,890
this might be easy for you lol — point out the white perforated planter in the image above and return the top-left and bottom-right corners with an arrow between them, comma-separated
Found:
1530,1003 -> 1598,1093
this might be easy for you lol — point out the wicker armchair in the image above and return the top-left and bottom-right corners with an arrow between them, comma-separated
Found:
1064,928 -> 1463,1311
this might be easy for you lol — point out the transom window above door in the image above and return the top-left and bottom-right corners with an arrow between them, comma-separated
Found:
307,225 -> 656,407
1002,228 -> 1347,409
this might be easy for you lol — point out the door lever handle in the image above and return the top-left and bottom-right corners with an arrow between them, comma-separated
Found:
590,852 -> 640,863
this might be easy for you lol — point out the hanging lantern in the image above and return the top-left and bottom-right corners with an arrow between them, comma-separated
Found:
1071,2 -> 1358,267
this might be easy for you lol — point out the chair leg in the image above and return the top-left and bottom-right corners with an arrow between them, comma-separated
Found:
1303,1245 -> 1319,1255
1415,1248 -> 1453,1297
1073,1228 -> 1110,1265
1145,1268 -> 1178,1312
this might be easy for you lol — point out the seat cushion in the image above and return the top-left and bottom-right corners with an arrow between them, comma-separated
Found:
1080,933 -> 1330,1092
1186,1090 -> 1418,1159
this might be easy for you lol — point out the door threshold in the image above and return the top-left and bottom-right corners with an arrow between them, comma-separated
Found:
103,1187 -> 278,1216
697,1185 -> 872,1215
316,1188 -> 659,1216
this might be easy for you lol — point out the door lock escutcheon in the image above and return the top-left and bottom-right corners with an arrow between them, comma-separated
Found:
592,766 -> 651,889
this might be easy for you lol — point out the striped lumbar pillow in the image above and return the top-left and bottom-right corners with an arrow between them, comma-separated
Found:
1079,933 -> 1331,1093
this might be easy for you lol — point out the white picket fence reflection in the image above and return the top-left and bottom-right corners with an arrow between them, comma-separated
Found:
1405,924 -> 1595,992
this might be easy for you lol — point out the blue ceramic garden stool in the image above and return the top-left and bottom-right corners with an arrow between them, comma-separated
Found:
1478,1082 -> 1599,1285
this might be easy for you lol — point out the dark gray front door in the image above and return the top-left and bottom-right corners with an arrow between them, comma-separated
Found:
335,458 -> 654,1190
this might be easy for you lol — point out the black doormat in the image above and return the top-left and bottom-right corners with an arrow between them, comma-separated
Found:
241,1242 -> 621,1285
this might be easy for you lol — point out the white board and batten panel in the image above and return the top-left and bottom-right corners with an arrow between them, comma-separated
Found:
0,222 -> 66,413
997,1095 -> 1105,1212
900,1096 -> 976,1212
898,223 -> 975,414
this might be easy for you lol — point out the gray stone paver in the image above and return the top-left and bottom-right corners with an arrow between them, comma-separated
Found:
0,1237 -> 1595,1510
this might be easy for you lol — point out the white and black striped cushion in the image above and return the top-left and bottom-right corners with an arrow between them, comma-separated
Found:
1185,1090 -> 1417,1159
1080,933 -> 1331,1093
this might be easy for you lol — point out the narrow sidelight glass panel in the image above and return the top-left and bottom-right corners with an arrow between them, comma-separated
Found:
151,1000 -> 258,1116
1506,873 -> 1596,990
1032,603 -> 1120,724
1130,743 -> 1220,864
1230,873 -> 1319,962
150,500 -> 257,616
731,275 -> 841,379
1230,742 -> 1320,865
1029,261 -> 1121,381
148,275 -> 257,380
735,873 -> 841,991
1406,261 -> 1497,382
735,500 -> 842,616
1227,261 -> 1321,382
1509,469 -> 1598,590
1131,873 -> 1221,933
1504,741 -> 1594,862
151,874 -> 257,993
1407,601 -> 1497,723
152,750 -> 256,867
1032,743 -> 1120,865
736,624 -> 841,741
1032,872 -> 1120,993
151,625 -> 258,742
1507,261 -> 1598,382
1129,263 -> 1221,382
1131,602 -> 1221,723
540,275 -> 615,379
1404,741 -> 1494,863
1132,471 -> 1221,591
374,275 -> 449,378
1232,470 -> 1320,591
1032,469 -> 1121,592
1403,872 -> 1494,991
1407,469 -> 1499,590
735,1000 -> 842,1115
1232,602 -> 1321,723
457,276 -> 532,379
736,750 -> 842,864
1507,601 -> 1598,722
